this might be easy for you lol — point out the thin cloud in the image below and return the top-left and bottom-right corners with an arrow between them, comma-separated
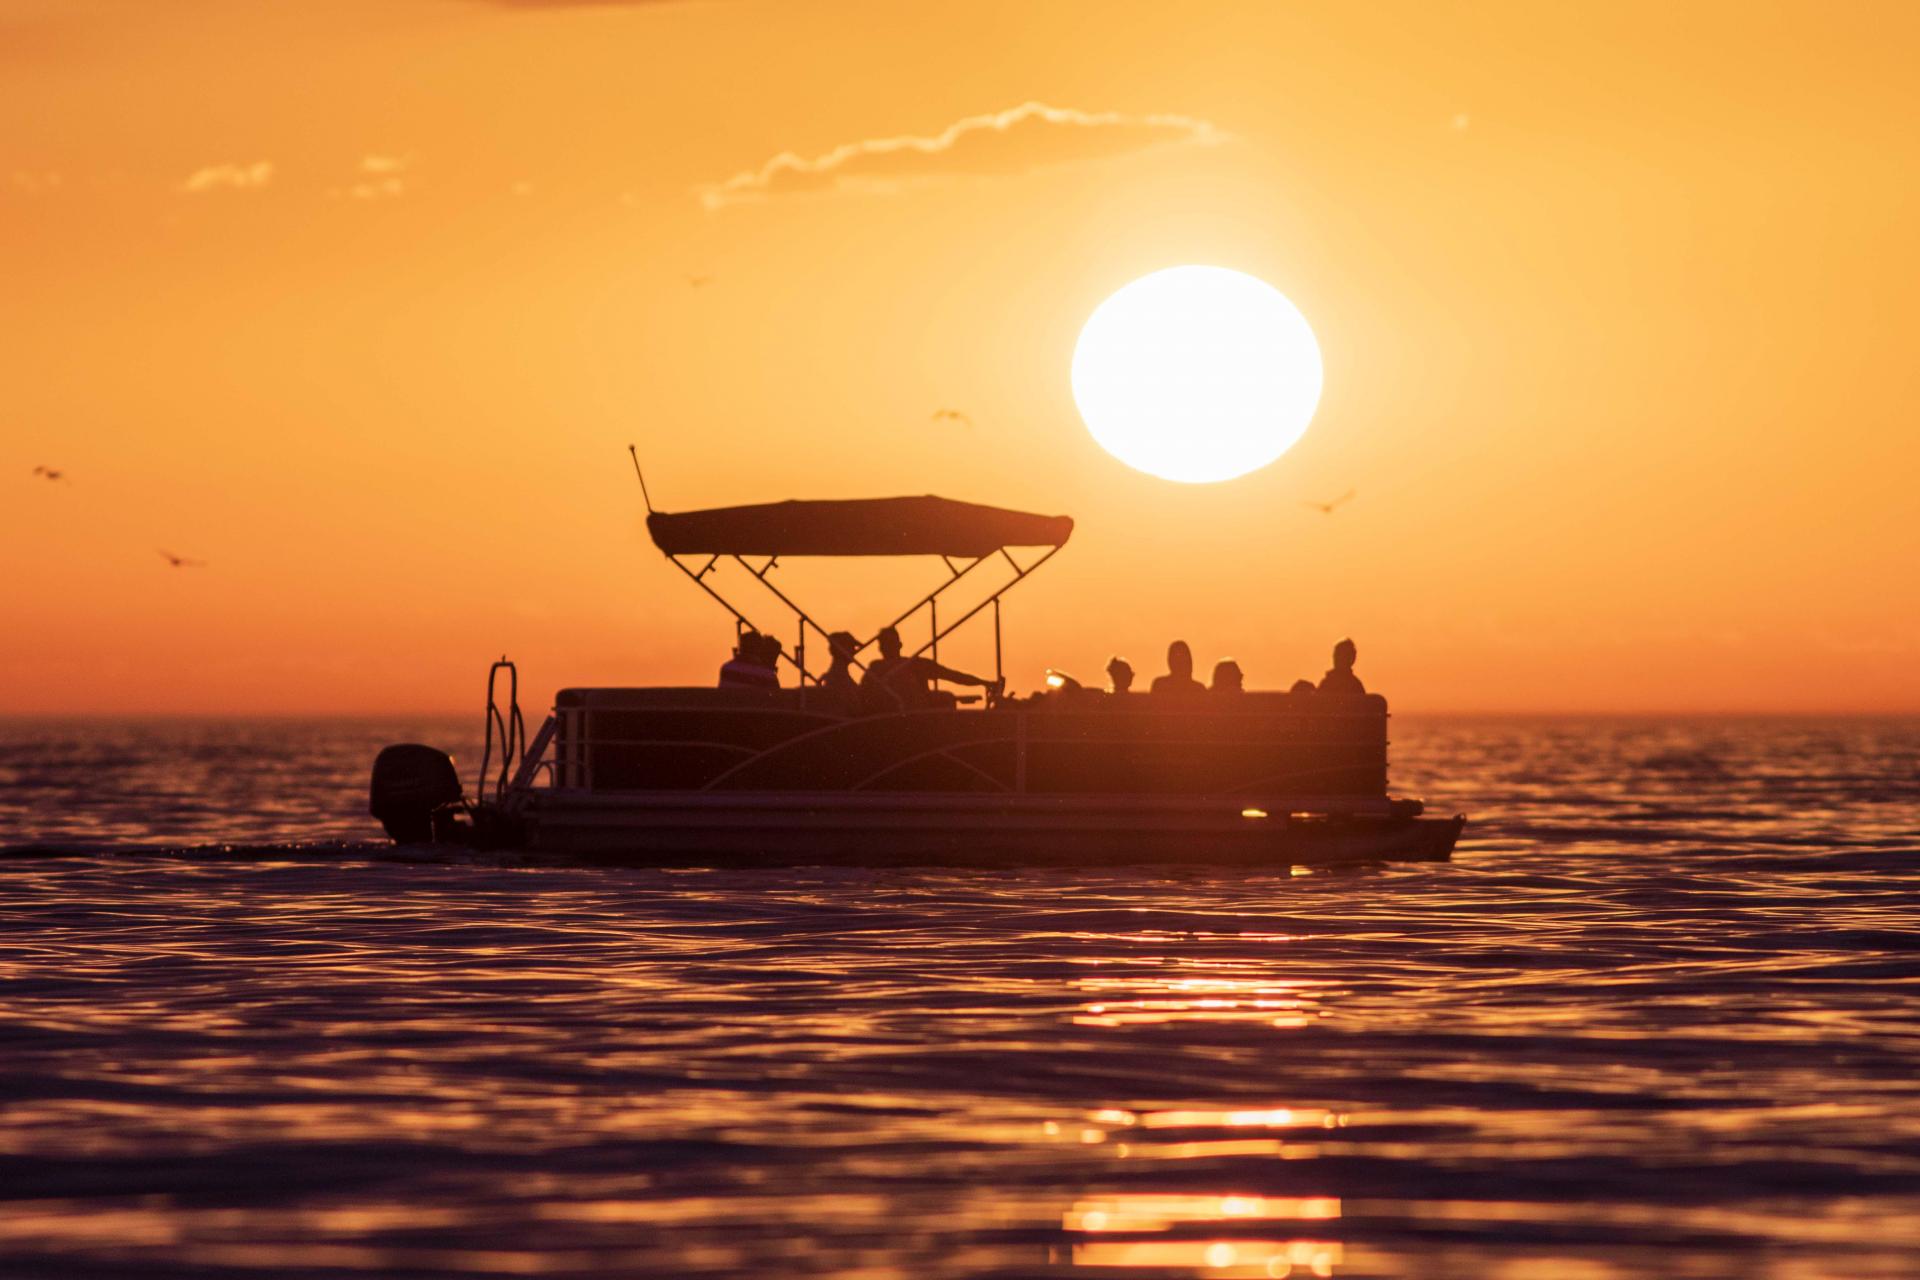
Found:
179,161 -> 273,194
699,101 -> 1224,210
331,154 -> 409,200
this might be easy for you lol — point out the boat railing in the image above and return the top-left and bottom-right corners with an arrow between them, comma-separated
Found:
507,689 -> 1394,809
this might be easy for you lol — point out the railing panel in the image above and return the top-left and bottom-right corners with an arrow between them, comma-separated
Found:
545,691 -> 1391,800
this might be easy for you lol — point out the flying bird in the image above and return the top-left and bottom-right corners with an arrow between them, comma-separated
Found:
686,273 -> 714,288
157,550 -> 207,569
1302,489 -> 1356,515
30,465 -> 68,483
931,408 -> 973,429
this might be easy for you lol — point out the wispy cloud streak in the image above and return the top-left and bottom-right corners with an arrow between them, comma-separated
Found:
179,161 -> 273,194
331,154 -> 410,200
699,101 -> 1223,210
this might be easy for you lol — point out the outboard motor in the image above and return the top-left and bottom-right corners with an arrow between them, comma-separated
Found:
369,744 -> 464,844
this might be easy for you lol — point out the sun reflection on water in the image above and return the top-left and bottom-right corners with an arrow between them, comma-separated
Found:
1065,1195 -> 1342,1231
1059,1195 -> 1345,1276
1064,1238 -> 1345,1276
1076,974 -> 1334,1028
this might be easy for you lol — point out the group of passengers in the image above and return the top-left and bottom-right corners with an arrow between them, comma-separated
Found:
718,625 -> 1002,714
719,628 -> 1366,711
1104,638 -> 1366,698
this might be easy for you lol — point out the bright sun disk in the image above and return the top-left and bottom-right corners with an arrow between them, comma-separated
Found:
1071,265 -> 1323,483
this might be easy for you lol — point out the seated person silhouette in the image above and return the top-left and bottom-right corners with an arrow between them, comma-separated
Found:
1317,638 -> 1367,697
719,630 -> 781,691
1149,640 -> 1206,697
1288,678 -> 1318,696
814,630 -> 861,715
1106,656 -> 1135,695
1210,658 -> 1245,694
860,625 -> 1003,713
756,633 -> 788,686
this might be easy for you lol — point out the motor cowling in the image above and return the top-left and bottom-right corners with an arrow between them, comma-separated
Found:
369,744 -> 463,844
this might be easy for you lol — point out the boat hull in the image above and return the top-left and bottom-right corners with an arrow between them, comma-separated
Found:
496,791 -> 1463,868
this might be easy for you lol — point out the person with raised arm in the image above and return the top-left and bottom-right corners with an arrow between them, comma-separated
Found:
859,626 -> 1002,712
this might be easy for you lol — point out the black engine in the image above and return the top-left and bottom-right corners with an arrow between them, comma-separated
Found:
368,744 -> 464,844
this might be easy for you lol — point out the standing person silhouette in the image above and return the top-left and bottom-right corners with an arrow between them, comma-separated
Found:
1318,638 -> 1367,696
859,625 -> 1002,712
1106,656 -> 1135,695
1150,641 -> 1205,696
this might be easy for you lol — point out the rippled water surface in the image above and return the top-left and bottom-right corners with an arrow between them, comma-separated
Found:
2,716 -> 1918,1278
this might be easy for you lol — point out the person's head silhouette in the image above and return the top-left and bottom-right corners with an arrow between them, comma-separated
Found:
877,626 -> 903,660
828,631 -> 858,665
1166,640 -> 1194,679
1333,638 -> 1357,672
1106,656 -> 1134,694
1211,659 -> 1244,693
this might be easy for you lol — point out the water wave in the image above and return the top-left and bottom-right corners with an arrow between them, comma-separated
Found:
0,716 -> 1917,1276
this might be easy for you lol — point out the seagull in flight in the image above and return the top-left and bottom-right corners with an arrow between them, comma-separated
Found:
1302,489 -> 1356,515
31,465 -> 68,483
931,408 -> 973,429
157,549 -> 207,569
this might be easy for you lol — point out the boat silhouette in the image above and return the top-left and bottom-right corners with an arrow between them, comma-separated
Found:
371,489 -> 1464,866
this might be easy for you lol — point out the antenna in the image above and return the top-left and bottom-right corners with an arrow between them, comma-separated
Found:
627,444 -> 655,513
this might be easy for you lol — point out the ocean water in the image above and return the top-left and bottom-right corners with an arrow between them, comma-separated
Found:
1,715 -> 1918,1278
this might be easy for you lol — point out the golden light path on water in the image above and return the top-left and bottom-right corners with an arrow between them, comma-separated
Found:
0,717 -> 1918,1277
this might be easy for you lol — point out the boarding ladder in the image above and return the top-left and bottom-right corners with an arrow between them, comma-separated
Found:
478,658 -> 558,819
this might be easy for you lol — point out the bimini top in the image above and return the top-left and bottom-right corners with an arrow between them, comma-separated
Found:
646,496 -> 1074,558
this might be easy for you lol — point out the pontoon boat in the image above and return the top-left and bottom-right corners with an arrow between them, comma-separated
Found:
369,489 -> 1464,867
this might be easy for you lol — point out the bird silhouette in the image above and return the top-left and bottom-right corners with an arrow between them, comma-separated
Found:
686,273 -> 714,288
1302,489 -> 1356,515
931,408 -> 973,429
30,465 -> 68,483
157,549 -> 207,569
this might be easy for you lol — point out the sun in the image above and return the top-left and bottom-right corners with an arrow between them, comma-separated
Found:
1071,266 -> 1323,484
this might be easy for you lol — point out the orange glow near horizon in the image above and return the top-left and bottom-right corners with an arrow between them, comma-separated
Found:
4,1 -> 1919,714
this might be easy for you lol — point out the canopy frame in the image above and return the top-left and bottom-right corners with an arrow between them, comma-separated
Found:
656,541 -> 1063,686
627,454 -> 1069,687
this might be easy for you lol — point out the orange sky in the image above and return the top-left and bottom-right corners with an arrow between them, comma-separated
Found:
4,0 -> 1917,714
